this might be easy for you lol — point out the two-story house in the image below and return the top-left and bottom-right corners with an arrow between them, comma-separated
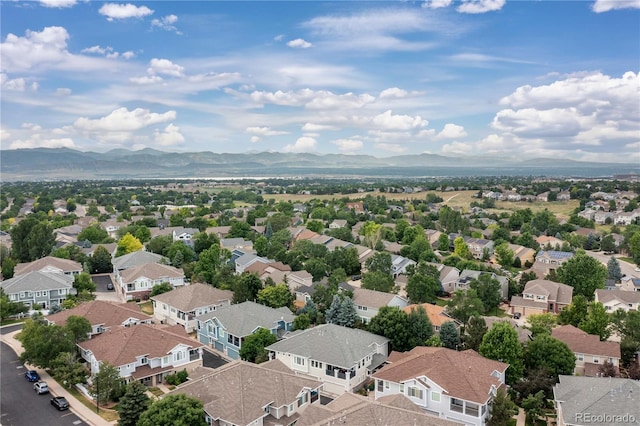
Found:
372,346 -> 508,426
172,227 -> 198,246
46,300 -> 152,337
352,287 -> 409,324
77,324 -> 204,386
595,289 -> 640,312
196,301 -> 296,360
0,271 -> 75,310
116,262 -> 186,301
454,270 -> 509,301
266,323 -> 389,395
551,325 -> 621,377
151,283 -> 233,332
466,238 -> 494,260
14,256 -> 83,277
534,251 -> 574,276
172,360 -> 323,426
112,250 -> 168,272
510,279 -> 573,318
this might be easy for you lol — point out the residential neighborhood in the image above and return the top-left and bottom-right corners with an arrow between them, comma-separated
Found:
1,176 -> 639,426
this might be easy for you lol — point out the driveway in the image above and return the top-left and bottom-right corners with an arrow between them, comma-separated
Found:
202,348 -> 229,369
92,274 -> 121,302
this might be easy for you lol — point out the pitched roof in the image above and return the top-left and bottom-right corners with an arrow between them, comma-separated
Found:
14,256 -> 82,276
120,262 -> 184,282
551,325 -> 621,358
0,271 -> 74,293
373,347 -> 508,404
173,360 -> 322,426
297,390 -> 461,426
150,283 -> 233,311
402,303 -> 451,327
46,300 -> 150,328
196,301 -> 295,337
353,287 -> 405,309
112,250 -> 166,270
595,288 -> 640,305
266,323 -> 389,369
523,279 -> 573,304
553,375 -> 640,426
77,324 -> 201,366
482,316 -> 532,343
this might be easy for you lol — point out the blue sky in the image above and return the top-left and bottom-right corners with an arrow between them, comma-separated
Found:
1,0 -> 639,163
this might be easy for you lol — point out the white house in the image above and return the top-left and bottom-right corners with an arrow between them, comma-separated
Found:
116,262 -> 186,301
352,288 -> 409,323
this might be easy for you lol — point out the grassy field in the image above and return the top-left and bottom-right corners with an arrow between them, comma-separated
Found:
261,189 -> 579,217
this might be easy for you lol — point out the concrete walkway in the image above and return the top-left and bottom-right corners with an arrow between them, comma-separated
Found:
516,407 -> 526,426
0,329 -> 113,426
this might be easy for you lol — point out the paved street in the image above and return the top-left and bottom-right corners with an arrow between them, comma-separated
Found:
584,251 -> 639,279
0,341 -> 88,426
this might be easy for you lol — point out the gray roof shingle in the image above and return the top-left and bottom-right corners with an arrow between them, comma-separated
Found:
196,301 -> 295,337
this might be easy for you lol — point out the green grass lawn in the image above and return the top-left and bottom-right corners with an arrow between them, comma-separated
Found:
66,385 -> 119,422
435,298 -> 449,307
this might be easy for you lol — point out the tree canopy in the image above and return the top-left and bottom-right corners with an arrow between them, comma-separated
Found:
525,334 -> 575,379
556,251 -> 607,300
479,321 -> 524,384
137,394 -> 207,426
239,328 -> 277,364
368,306 -> 411,352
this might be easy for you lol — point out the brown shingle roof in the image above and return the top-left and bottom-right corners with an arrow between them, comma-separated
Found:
150,283 -> 232,312
353,287 -> 403,309
173,360 -> 322,426
120,262 -> 184,282
77,324 -> 201,367
595,289 -> 640,305
373,347 -> 508,405
14,256 -> 82,276
46,300 -> 150,329
402,303 -> 451,327
551,325 -> 621,359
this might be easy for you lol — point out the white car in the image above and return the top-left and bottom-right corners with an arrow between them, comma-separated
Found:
34,381 -> 49,394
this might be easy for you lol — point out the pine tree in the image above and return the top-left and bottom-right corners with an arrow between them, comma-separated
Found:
607,257 -> 622,282
439,321 -> 461,350
325,294 -> 341,324
337,296 -> 358,327
117,381 -> 150,426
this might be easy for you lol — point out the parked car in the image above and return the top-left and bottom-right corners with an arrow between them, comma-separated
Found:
51,396 -> 69,411
24,370 -> 40,382
34,381 -> 49,394
106,282 -> 114,290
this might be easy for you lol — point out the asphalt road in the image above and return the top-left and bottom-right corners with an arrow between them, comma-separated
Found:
584,251 -> 639,279
0,341 -> 87,426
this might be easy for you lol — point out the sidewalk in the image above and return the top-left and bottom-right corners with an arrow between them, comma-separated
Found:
0,329 -> 113,426
516,407 -> 526,426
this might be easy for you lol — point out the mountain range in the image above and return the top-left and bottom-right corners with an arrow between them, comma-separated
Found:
1,148 -> 637,181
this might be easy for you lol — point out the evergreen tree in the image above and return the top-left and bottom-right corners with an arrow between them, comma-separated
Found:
337,296 -> 358,327
117,381 -> 150,426
325,294 -> 342,324
463,315 -> 488,351
90,245 -> 113,274
407,305 -> 434,347
488,387 -> 518,426
607,256 -> 623,282
439,321 -> 461,350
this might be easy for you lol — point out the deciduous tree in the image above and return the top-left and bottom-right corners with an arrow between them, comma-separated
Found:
66,315 -> 92,343
447,289 -> 484,325
368,306 -> 411,352
233,273 -> 263,303
239,328 -> 277,363
479,321 -> 524,384
525,334 -> 575,378
137,394 -> 207,426
257,284 -> 293,309
556,250 -> 607,300
579,302 -> 611,340
150,282 -> 173,297
116,233 -> 143,257
526,313 -> 556,337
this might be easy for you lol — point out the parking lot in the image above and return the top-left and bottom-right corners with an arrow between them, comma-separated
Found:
92,274 -> 121,302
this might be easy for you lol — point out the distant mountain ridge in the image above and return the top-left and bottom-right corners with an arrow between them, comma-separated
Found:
1,148 -> 637,181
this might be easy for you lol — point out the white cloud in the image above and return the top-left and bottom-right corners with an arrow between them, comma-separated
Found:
74,107 -> 176,131
441,141 -> 473,154
147,58 -> 185,77
274,34 -> 284,42
151,14 -> 182,34
1,73 -> 26,91
250,136 -> 261,143
370,110 -> 428,131
379,87 -> 424,99
457,0 -> 506,14
422,0 -> 453,9
302,123 -> 340,132
129,75 -> 163,85
39,0 -> 76,8
99,3 -> 154,21
0,127 -> 11,141
592,0 -> 640,12
121,51 -> 136,59
10,135 -> 76,149
437,123 -> 468,139
153,124 -> 185,147
450,53 -> 535,65
245,126 -> 289,136
283,136 -> 317,153
287,38 -> 312,49
332,138 -> 364,153
247,89 -> 375,110
82,45 -> 109,55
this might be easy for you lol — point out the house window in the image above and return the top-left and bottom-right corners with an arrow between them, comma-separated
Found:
465,402 -> 479,417
577,353 -> 584,361
293,356 -> 305,366
175,351 -> 184,361
357,305 -> 368,311
163,356 -> 169,365
377,380 -> 384,392
593,356 -> 599,364
399,383 -> 404,393
163,304 -> 168,310
311,360 -> 322,369
431,391 -> 441,402
408,387 -> 423,399
140,356 -> 148,365
451,398 -> 464,413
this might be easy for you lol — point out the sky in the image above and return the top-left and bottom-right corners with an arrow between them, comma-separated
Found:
1,0 -> 639,163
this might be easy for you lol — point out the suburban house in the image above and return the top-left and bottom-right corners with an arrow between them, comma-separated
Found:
454,270 -> 509,301
509,279 -> 573,318
536,236 -> 564,250
535,251 -> 574,273
46,300 -> 152,337
266,323 -> 390,395
220,237 -> 254,252
551,325 -> 621,376
298,391 -> 461,426
244,261 -> 314,290
465,238 -> 494,260
595,289 -> 640,312
329,219 -> 348,229
172,227 -> 198,245
352,287 -> 409,324
482,316 -> 532,343
116,262 -> 186,301
151,283 -> 233,332
172,360 -> 323,426
507,244 -> 536,267
77,324 -> 204,386
429,263 -> 461,294
553,375 -> 640,426
619,277 -> 640,292
0,271 -> 75,309
403,303 -> 457,334
372,346 -> 508,426
391,254 -> 416,278
112,250 -> 167,272
14,256 -> 83,277
235,252 -> 271,274
196,301 -> 296,360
